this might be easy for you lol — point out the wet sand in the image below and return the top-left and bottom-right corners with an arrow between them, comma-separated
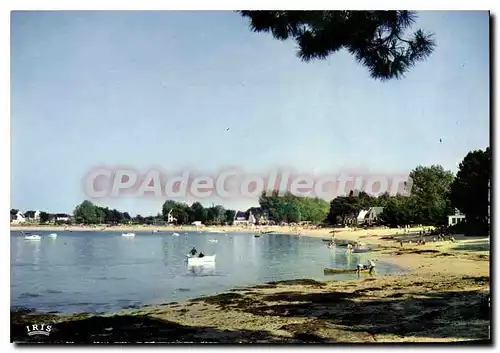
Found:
11,226 -> 490,343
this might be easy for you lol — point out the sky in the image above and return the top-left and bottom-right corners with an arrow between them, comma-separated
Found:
10,11 -> 490,216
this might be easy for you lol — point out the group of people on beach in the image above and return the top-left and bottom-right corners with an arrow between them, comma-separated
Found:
356,260 -> 376,274
399,234 -> 456,247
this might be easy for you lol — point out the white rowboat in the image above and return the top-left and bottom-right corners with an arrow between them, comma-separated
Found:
122,233 -> 135,237
186,255 -> 216,266
25,235 -> 41,240
48,233 -> 58,239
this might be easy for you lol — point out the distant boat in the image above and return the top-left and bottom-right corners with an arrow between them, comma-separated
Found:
208,230 -> 223,233
172,233 -> 180,237
25,235 -> 41,241
152,230 -> 159,233
122,233 -> 135,237
254,234 -> 260,238
48,233 -> 58,239
208,239 -> 218,243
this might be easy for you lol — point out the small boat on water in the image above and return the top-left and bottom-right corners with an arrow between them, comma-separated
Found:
152,230 -> 159,233
186,254 -> 216,266
352,247 -> 371,253
25,234 -> 41,240
48,233 -> 58,239
323,267 -> 373,275
254,234 -> 260,238
122,233 -> 135,237
208,239 -> 218,243
172,233 -> 180,237
351,243 -> 372,254
208,230 -> 223,233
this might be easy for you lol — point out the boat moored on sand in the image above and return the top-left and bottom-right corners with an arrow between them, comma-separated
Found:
323,267 -> 374,275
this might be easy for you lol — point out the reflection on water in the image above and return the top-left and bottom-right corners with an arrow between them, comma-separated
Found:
11,231 -> 403,314
186,263 -> 216,277
24,239 -> 41,269
346,253 -> 352,267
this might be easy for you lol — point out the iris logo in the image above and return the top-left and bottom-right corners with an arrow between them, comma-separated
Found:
26,324 -> 52,336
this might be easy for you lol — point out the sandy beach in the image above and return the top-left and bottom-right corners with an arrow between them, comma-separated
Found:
11,225 -> 490,343
10,223 -> 432,238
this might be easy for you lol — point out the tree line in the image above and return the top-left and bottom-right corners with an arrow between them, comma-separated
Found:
161,201 -> 236,225
327,147 -> 490,236
29,147 -> 489,236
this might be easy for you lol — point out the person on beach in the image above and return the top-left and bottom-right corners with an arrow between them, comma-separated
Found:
356,260 -> 376,274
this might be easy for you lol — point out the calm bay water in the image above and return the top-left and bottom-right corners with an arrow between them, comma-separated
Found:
11,230 -> 403,314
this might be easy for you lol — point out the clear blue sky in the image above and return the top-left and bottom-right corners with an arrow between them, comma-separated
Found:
11,11 -> 490,216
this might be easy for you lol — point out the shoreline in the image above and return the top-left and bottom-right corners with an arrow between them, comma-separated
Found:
10,223 -> 430,239
10,225 -> 490,343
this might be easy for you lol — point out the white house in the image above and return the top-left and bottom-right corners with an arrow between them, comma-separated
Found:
356,207 -> 384,225
55,213 -> 71,222
11,211 -> 26,224
233,211 -> 256,225
356,210 -> 369,224
448,209 -> 466,226
167,209 -> 177,224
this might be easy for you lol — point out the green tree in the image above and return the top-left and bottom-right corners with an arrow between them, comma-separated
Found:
73,200 -> 99,224
450,147 -> 491,235
96,207 -> 106,224
206,205 -> 226,225
134,214 -> 145,224
224,209 -> 236,225
162,200 -> 177,221
284,203 -> 301,223
326,197 -> 351,225
39,211 -> 50,224
409,165 -> 454,225
172,203 -> 193,224
239,11 -> 435,80
111,209 -> 123,223
379,195 -> 413,227
260,191 -> 329,224
326,191 -> 377,226
373,192 -> 392,208
190,202 -> 207,222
